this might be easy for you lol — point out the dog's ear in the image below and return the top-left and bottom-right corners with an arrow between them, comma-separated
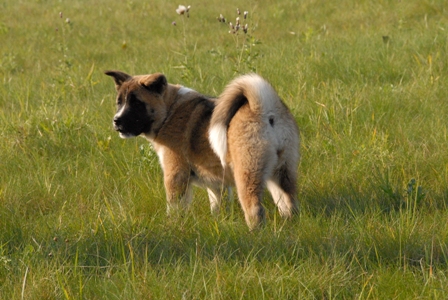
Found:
139,73 -> 167,94
104,70 -> 131,90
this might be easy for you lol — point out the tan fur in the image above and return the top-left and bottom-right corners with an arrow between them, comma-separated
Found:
105,71 -> 300,230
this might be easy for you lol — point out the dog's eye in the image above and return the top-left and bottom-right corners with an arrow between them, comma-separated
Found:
129,96 -> 137,104
129,95 -> 146,109
129,94 -> 141,105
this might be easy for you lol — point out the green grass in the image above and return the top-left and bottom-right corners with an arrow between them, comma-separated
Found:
1,0 -> 448,298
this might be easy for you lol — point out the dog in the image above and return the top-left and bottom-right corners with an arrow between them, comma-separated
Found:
105,71 -> 300,229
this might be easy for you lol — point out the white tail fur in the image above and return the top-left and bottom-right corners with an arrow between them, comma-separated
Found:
208,74 -> 280,167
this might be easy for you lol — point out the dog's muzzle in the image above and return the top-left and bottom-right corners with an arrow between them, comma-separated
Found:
113,116 -> 139,138
113,116 -> 123,132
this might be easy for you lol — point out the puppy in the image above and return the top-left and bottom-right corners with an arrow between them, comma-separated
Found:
105,71 -> 300,229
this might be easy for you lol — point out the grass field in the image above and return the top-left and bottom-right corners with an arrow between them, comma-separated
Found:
1,0 -> 448,298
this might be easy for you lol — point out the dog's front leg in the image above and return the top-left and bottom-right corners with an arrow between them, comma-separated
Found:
164,171 -> 193,215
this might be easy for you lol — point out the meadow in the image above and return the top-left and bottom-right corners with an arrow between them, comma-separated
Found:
1,0 -> 448,298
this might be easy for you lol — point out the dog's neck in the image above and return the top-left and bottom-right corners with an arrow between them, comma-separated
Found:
143,84 -> 190,141
163,84 -> 183,107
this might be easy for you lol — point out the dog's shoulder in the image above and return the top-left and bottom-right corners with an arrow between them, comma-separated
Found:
155,87 -> 215,144
172,86 -> 216,114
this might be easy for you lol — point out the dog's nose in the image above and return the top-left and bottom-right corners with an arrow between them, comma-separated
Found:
113,117 -> 121,126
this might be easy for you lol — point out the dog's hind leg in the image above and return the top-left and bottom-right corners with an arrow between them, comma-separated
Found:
231,142 -> 269,229
233,162 -> 267,229
267,163 -> 299,218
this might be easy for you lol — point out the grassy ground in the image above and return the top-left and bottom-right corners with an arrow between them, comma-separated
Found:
1,0 -> 448,298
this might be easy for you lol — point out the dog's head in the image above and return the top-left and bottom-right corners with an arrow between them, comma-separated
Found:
105,70 -> 168,139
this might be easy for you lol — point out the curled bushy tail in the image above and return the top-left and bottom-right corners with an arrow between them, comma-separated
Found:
208,74 -> 281,166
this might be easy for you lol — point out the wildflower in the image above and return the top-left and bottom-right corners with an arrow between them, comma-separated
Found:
221,9 -> 249,34
176,5 -> 186,14
176,5 -> 191,17
243,24 -> 248,34
176,5 -> 187,15
65,18 -> 70,24
229,22 -> 235,34
217,14 -> 226,23
172,21 -> 177,26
